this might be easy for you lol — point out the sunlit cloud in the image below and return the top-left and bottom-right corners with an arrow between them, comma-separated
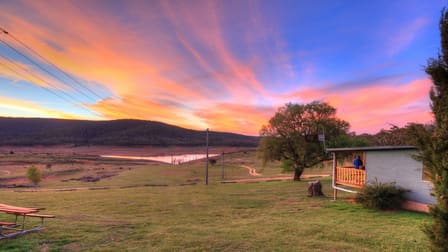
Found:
0,96 -> 82,119
160,0 -> 271,101
0,1 -> 441,136
280,78 -> 432,134
195,103 -> 275,135
88,95 -> 210,130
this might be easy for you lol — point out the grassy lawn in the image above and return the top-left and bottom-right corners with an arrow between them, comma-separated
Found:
0,182 -> 430,251
0,149 -> 430,251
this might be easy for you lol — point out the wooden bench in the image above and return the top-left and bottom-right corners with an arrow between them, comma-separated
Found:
0,222 -> 19,237
25,213 -> 55,228
25,214 -> 55,218
0,204 -> 55,239
0,222 -> 16,226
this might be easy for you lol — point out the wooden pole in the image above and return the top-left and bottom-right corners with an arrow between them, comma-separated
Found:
221,151 -> 224,180
205,128 -> 209,185
332,152 -> 337,201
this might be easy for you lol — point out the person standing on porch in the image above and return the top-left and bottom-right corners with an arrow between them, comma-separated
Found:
353,156 -> 363,169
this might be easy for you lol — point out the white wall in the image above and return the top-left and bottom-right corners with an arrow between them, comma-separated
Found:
365,149 -> 435,204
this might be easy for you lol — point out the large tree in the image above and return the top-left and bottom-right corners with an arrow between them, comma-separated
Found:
257,101 -> 349,181
413,8 -> 448,252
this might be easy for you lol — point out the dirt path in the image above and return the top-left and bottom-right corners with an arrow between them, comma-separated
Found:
8,174 -> 332,192
240,165 -> 261,176
12,187 -> 111,193
222,174 -> 330,183
0,170 -> 11,175
233,164 -> 330,183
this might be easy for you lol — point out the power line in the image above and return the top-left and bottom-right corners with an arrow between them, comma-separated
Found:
0,26 -> 133,119
0,26 -> 116,101
0,60 -> 73,105
0,55 -> 100,116
0,37 -> 99,104
0,53 -> 86,105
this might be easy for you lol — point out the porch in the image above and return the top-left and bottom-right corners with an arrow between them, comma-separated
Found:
334,166 -> 366,188
327,148 -> 368,199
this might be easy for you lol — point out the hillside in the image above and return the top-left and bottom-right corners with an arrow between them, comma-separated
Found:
0,117 -> 259,146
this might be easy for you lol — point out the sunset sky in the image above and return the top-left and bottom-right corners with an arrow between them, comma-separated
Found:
0,1 -> 444,136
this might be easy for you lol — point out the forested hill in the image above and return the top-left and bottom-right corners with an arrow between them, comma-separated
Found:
0,117 -> 259,146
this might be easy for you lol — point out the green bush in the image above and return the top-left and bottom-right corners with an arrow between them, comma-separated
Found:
355,179 -> 408,210
27,165 -> 42,186
280,159 -> 294,172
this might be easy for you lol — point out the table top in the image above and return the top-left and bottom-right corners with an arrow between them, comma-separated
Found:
0,204 -> 39,214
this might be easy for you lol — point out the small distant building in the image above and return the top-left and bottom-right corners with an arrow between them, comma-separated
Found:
326,146 -> 435,210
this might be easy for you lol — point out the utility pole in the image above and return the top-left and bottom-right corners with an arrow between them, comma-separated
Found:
319,126 -> 326,153
322,126 -> 326,152
221,151 -> 224,180
205,128 -> 209,185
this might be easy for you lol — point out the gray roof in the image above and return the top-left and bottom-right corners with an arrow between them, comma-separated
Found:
326,146 -> 416,152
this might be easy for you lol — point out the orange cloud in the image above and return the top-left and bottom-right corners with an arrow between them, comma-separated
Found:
0,0 -> 280,134
0,1 -> 435,137
88,95 -> 210,130
195,103 -> 275,135
1,1 -> 203,100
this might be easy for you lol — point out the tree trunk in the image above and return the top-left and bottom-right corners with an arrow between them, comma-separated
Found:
293,167 -> 303,181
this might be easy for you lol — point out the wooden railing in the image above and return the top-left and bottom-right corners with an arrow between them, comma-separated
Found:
335,167 -> 366,188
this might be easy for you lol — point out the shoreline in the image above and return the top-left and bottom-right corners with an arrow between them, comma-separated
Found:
0,145 -> 255,156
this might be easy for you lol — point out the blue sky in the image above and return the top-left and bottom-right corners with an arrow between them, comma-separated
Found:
0,0 -> 444,135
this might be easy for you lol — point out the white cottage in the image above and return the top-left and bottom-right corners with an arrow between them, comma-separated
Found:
326,146 -> 435,207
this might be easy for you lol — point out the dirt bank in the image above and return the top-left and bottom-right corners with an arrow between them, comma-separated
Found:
0,145 -> 255,156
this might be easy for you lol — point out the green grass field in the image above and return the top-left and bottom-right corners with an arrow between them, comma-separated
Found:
0,150 -> 430,251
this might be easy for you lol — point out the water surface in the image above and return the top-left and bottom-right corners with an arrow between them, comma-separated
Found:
102,154 -> 219,164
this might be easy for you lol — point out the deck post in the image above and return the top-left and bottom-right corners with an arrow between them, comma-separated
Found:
332,152 -> 337,200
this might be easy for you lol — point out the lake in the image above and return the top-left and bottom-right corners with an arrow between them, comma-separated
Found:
101,153 -> 219,165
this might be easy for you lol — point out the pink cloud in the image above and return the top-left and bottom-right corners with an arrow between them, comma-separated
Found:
280,78 -> 433,134
159,0 -> 270,102
386,17 -> 428,55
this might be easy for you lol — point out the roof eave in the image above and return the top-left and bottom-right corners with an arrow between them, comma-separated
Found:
326,145 -> 416,153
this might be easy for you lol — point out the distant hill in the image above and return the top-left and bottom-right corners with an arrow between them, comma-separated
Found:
0,117 -> 259,147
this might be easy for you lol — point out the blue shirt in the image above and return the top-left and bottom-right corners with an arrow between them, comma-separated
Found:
353,158 -> 361,169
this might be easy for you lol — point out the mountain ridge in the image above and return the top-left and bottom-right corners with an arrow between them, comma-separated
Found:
0,117 -> 259,146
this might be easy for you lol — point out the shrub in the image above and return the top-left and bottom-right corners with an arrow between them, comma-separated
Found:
280,159 -> 294,172
355,179 -> 408,210
27,165 -> 42,186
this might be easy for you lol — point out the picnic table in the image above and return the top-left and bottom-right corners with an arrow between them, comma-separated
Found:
0,203 -> 55,240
